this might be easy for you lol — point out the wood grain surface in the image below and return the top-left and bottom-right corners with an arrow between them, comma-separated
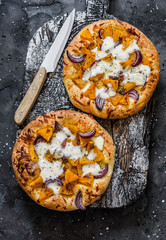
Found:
16,0 -> 154,208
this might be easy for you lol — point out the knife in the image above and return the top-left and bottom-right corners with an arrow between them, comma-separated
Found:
14,9 -> 75,125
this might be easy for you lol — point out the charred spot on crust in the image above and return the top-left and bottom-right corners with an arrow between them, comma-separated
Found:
107,109 -> 114,119
127,28 -> 139,37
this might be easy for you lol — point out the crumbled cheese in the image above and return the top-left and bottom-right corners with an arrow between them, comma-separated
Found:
82,82 -> 91,92
82,163 -> 101,176
87,149 -> 96,161
93,136 -> 104,151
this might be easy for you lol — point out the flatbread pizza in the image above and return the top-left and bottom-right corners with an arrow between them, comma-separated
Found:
12,110 -> 115,211
63,19 -> 160,119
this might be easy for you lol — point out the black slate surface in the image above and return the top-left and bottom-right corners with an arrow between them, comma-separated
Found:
0,0 -> 166,239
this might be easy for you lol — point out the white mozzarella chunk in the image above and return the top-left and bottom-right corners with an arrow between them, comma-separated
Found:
82,82 -> 91,92
93,136 -> 104,151
87,150 -> 96,161
82,163 -> 101,176
101,36 -> 115,52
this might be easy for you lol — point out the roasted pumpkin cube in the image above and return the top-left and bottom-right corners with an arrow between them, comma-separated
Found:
123,82 -> 136,93
73,68 -> 84,80
83,83 -> 96,100
110,93 -> 123,106
78,173 -> 94,187
89,73 -> 104,82
59,183 -> 75,196
79,156 -> 95,165
65,169 -> 78,184
77,164 -> 83,177
109,80 -> 119,91
94,146 -> 104,162
119,93 -> 129,106
102,24 -> 112,38
101,54 -> 113,62
120,59 -> 133,69
112,28 -> 128,42
102,78 -> 111,85
122,38 -> 134,50
29,144 -> 39,162
29,176 -> 43,188
38,187 -> 54,202
63,122 -> 79,134
79,135 -> 91,148
95,80 -> 104,89
83,55 -> 96,70
68,159 -> 79,167
80,29 -> 94,41
44,150 -> 54,162
87,140 -> 94,152
73,78 -> 87,89
37,127 -> 53,142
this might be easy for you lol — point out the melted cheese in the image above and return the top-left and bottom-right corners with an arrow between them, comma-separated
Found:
82,163 -> 101,176
93,136 -> 104,151
87,149 -> 96,161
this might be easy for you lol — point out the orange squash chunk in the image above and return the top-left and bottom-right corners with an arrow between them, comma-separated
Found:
94,146 -> 104,162
77,164 -> 83,177
83,83 -> 96,100
78,173 -> 94,187
59,183 -> 75,196
101,54 -> 113,62
68,159 -> 79,167
83,55 -> 95,70
64,162 -> 73,172
29,176 -> 43,188
120,59 -> 133,68
102,24 -> 112,38
44,150 -> 54,162
65,169 -> 78,184
119,93 -> 129,106
102,78 -> 111,85
38,187 -> 54,202
124,82 -> 136,93
63,122 -> 79,135
122,38 -> 134,50
73,68 -> 84,80
89,73 -> 104,82
109,80 -> 119,91
110,93 -> 123,106
87,140 -> 94,152
93,24 -> 100,33
73,78 -> 87,89
79,135 -> 91,147
37,127 -> 53,142
29,144 -> 39,162
95,80 -> 104,89
80,29 -> 94,41
112,28 -> 128,42
79,156 -> 95,165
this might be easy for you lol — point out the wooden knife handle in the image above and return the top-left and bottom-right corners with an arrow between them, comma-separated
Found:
14,67 -> 47,125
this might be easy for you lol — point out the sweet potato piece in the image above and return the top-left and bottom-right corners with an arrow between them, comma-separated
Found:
73,78 -> 87,89
59,183 -> 75,196
68,159 -> 78,167
119,93 -> 129,106
102,78 -> 111,85
120,59 -> 133,69
87,141 -> 94,152
83,83 -> 96,100
89,73 -> 104,82
38,187 -> 54,202
112,28 -> 128,42
79,156 -> 95,165
124,82 -> 136,93
122,38 -> 134,50
101,54 -> 113,62
78,173 -> 94,187
94,146 -> 104,162
44,150 -> 54,162
37,127 -> 53,142
110,93 -> 123,106
109,80 -> 119,91
83,55 -> 96,70
29,144 -> 39,162
79,135 -> 91,147
102,24 -> 112,38
93,24 -> 100,33
73,68 -> 84,80
63,123 -> 79,135
95,80 -> 104,89
80,29 -> 93,41
65,169 -> 78,184
29,176 -> 43,188
77,164 -> 83,177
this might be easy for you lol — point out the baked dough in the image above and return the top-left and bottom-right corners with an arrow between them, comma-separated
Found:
63,19 -> 160,119
12,110 -> 115,211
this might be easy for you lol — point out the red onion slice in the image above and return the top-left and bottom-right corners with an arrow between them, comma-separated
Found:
94,164 -> 108,179
95,94 -> 105,111
98,29 -> 104,39
132,50 -> 142,67
114,37 -> 122,48
141,78 -> 148,89
90,60 -> 100,69
67,50 -> 86,63
54,121 -> 63,133
45,178 -> 63,186
61,138 -> 67,148
62,155 -> 68,161
109,75 -> 119,80
34,137 -> 44,146
128,89 -> 139,100
78,130 -> 96,138
75,191 -> 86,210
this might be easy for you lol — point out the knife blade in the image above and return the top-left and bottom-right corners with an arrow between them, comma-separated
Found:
14,9 -> 75,125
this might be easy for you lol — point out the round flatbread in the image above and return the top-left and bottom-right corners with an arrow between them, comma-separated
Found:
63,19 -> 160,119
12,110 -> 115,211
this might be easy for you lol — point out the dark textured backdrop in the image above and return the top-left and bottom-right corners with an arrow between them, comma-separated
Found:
0,0 -> 166,239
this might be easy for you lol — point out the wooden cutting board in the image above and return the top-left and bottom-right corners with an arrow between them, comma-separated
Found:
16,0 -> 154,208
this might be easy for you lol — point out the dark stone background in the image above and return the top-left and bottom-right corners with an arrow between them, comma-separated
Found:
0,0 -> 165,239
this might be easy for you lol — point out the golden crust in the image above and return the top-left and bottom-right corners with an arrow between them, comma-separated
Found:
12,110 -> 115,211
63,19 -> 160,119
